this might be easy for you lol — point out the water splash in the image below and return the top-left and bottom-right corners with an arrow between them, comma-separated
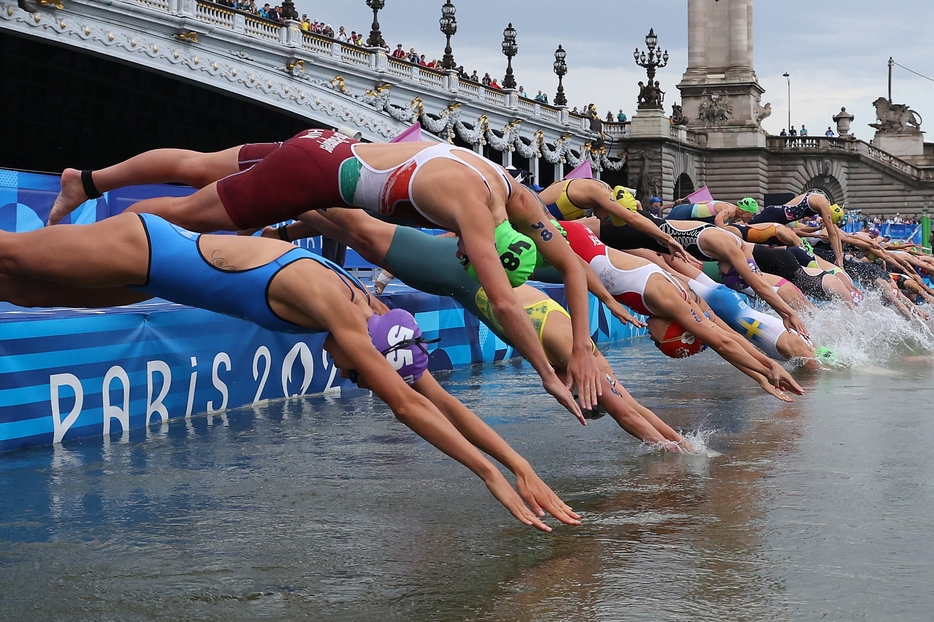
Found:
802,290 -> 934,369
642,428 -> 720,457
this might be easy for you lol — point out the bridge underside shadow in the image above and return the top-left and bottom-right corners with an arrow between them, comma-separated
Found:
1,31 -> 318,174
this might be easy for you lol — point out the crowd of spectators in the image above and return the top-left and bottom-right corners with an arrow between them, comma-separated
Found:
205,1 -> 629,118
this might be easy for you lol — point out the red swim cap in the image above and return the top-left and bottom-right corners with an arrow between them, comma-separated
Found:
654,319 -> 706,358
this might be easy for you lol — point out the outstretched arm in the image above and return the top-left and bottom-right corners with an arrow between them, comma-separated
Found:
722,241 -> 809,338
457,207 -> 589,420
592,192 -> 692,263
413,372 -> 580,525
328,323 -> 561,533
508,209 -> 602,412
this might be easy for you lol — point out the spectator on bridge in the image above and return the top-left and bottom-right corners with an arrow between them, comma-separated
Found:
418,55 -> 428,66
605,110 -> 614,122
571,106 -> 579,114
482,73 -> 493,86
357,33 -> 365,46
825,126 -> 835,137
789,126 -> 797,136
408,48 -> 419,63
617,109 -> 627,122
489,78 -> 502,90
800,125 -> 808,136
779,129 -> 787,136
336,26 -> 348,42
259,3 -> 270,18
391,44 -> 406,58
518,86 -> 528,98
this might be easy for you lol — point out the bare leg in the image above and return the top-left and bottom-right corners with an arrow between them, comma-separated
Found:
48,147 -> 241,226
0,274 -> 149,308
0,212 -> 150,286
125,183 -> 238,233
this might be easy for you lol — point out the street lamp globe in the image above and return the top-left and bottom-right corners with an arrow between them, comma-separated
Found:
439,1 -> 458,69
501,23 -> 518,90
553,44 -> 568,106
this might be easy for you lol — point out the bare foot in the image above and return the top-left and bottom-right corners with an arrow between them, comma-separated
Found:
48,168 -> 90,226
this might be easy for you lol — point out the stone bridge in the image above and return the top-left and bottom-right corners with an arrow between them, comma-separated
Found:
0,0 -> 629,185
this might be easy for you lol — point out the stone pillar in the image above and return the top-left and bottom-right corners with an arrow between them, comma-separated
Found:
683,0 -> 707,82
677,0 -> 766,147
728,0 -> 748,74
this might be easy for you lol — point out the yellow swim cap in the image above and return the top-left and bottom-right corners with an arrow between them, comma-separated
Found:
613,186 -> 639,213
829,203 -> 845,225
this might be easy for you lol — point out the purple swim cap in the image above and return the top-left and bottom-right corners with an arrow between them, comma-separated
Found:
367,308 -> 431,384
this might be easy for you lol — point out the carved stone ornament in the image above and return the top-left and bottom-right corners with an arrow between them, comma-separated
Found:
669,103 -> 687,126
755,101 -> 772,124
869,97 -> 923,134
697,92 -> 733,126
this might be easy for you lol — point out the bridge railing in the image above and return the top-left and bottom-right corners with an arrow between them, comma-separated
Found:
767,135 -> 931,179
116,0 -> 594,131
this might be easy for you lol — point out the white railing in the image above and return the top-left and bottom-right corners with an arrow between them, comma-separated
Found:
483,88 -> 508,107
417,67 -> 446,89
195,2 -> 235,28
130,0 -> 171,10
59,0 -> 625,148
458,81 -> 482,99
301,32 -> 333,55
386,57 -> 413,79
604,123 -> 630,140
340,44 -> 370,66
244,15 -> 280,41
538,106 -> 559,122
517,98 -> 537,115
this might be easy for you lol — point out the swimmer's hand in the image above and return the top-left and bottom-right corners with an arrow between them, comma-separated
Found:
542,373 -> 587,425
565,349 -> 602,414
609,301 -> 646,329
783,313 -> 810,341
514,469 -> 581,526
485,475 -> 557,533
666,239 -> 696,266
759,378 -> 794,402
769,362 -> 804,395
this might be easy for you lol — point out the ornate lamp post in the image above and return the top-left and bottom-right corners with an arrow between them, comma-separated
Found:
633,28 -> 668,110
501,23 -> 518,90
281,0 -> 297,20
439,1 -> 458,70
553,44 -> 567,107
365,0 -> 385,48
783,71 -> 791,131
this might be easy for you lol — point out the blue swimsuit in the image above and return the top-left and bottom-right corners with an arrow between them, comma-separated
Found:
129,214 -> 368,333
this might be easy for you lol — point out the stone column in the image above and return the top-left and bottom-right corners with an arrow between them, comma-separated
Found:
728,0 -> 749,76
683,0 -> 707,83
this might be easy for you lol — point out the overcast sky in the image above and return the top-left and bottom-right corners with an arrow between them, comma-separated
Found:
293,0 -> 934,141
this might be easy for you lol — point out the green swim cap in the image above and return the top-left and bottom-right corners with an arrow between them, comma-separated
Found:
737,197 -> 760,214
465,221 -> 538,287
814,346 -> 838,366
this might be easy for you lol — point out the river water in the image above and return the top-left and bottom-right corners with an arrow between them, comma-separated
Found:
2,298 -> 934,621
